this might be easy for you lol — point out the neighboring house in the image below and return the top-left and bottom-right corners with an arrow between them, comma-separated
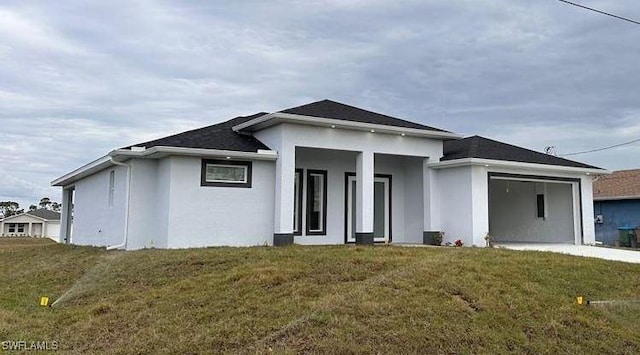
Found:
0,209 -> 61,239
51,99 -> 606,250
593,169 -> 640,245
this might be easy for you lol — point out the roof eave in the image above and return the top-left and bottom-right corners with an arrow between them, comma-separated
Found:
594,195 -> 640,201
51,154 -> 117,187
232,112 -> 462,140
51,146 -> 278,187
1,212 -> 49,222
428,158 -> 611,175
112,146 -> 278,160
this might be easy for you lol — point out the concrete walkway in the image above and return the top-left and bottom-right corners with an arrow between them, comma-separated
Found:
498,243 -> 640,264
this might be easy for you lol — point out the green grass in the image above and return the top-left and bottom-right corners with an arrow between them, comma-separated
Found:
1,238 -> 640,354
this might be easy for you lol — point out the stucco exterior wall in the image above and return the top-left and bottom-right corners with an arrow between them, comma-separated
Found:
127,159 -> 167,249
71,165 -> 127,246
255,123 -> 443,158
401,157 -> 425,243
580,175 -> 596,244
436,166 -> 476,246
165,156 -> 276,248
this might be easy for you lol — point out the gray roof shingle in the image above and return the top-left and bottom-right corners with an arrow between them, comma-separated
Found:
442,136 -> 602,169
280,99 -> 450,132
27,209 -> 61,220
127,113 -> 270,152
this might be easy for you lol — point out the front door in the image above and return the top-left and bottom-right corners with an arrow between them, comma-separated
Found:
346,174 -> 391,243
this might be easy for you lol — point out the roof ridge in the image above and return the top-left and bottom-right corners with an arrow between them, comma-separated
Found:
279,99 -> 450,133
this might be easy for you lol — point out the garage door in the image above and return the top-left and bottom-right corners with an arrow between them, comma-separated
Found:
489,177 -> 578,244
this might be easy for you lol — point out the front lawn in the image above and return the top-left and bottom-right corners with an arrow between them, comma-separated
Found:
1,238 -> 639,354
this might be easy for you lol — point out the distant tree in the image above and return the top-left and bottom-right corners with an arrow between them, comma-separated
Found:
29,205 -> 37,211
39,197 -> 52,210
0,201 -> 21,218
51,202 -> 61,212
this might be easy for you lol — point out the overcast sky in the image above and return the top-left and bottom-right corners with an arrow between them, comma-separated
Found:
1,0 -> 639,208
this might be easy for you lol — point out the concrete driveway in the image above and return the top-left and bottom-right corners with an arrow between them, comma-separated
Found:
498,243 -> 640,264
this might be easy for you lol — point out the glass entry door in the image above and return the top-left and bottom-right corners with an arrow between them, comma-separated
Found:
346,175 -> 390,243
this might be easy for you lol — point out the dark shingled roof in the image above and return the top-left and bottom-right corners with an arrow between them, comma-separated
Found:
27,209 -> 61,220
127,113 -> 270,152
280,99 -> 450,132
442,136 -> 602,169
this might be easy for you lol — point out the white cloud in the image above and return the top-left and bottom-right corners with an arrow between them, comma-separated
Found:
0,0 -> 639,208
0,8 -> 84,54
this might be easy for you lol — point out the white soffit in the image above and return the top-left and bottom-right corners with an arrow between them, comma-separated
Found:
232,112 -> 462,140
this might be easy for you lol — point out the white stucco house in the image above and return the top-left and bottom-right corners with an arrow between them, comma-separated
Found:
52,100 -> 606,250
0,209 -> 61,239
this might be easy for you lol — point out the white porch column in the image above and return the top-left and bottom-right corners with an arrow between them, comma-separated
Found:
0,221 -> 4,236
470,165 -> 489,246
423,158 -> 442,244
580,175 -> 596,245
28,222 -> 33,237
273,144 -> 296,246
355,151 -> 375,244
423,159 -> 440,230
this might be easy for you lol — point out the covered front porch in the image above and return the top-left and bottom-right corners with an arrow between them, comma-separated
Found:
275,146 -> 433,245
1,220 -> 46,237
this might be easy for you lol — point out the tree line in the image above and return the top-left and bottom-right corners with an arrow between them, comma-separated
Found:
0,198 -> 61,218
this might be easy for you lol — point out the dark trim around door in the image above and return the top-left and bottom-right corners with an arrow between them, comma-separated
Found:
306,169 -> 328,236
343,172 -> 393,244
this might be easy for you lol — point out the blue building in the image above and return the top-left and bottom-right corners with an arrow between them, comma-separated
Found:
593,169 -> 640,246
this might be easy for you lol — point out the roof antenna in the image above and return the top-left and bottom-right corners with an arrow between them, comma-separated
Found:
544,146 -> 557,156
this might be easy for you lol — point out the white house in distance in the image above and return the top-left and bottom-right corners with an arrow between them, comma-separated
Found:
0,209 -> 61,239
51,100 -> 606,250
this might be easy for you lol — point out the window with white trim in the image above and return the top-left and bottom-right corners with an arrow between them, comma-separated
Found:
9,223 -> 25,233
201,159 -> 252,188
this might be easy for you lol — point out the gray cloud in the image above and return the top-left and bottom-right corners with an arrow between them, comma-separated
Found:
1,0 -> 639,208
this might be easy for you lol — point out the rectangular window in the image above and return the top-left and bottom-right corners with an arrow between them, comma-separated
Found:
306,170 -> 327,235
17,224 -> 25,233
8,223 -> 15,233
537,194 -> 545,219
108,170 -> 115,207
201,159 -> 252,188
293,169 -> 303,235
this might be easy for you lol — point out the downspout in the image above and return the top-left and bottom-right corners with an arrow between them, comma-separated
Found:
107,158 -> 131,250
